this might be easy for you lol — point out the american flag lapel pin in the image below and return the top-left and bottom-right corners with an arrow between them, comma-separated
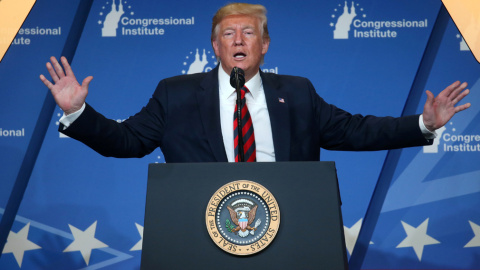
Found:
278,97 -> 285,103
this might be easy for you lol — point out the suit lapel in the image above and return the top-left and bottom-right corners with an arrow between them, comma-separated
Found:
261,71 -> 291,161
197,66 -> 228,162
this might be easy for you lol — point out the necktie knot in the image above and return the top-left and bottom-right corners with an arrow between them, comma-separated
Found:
240,86 -> 249,100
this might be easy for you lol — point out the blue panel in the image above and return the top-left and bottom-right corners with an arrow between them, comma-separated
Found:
0,0 -> 81,208
362,18 -> 480,269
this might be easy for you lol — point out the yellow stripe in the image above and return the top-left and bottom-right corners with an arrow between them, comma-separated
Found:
0,0 -> 36,62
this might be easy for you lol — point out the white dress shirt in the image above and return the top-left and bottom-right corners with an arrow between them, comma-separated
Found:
218,65 -> 276,162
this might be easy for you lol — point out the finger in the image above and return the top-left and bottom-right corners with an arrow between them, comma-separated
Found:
50,56 -> 66,78
81,76 -> 93,91
39,74 -> 54,90
61,56 -> 76,79
449,82 -> 468,100
454,102 -> 471,113
425,90 -> 434,106
441,81 -> 461,97
452,88 -> 470,105
46,62 -> 60,82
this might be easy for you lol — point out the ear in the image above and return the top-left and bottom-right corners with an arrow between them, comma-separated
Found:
212,39 -> 220,57
262,38 -> 270,55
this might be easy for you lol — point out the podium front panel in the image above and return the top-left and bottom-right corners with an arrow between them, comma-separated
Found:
142,161 -> 348,270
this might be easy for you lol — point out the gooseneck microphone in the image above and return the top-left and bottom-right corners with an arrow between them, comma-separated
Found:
230,67 -> 246,162
230,67 -> 245,90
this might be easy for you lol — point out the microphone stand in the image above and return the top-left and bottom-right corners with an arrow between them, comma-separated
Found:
234,69 -> 245,162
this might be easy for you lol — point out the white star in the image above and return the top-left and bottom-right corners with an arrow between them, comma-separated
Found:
343,219 -> 373,256
2,223 -> 41,267
465,221 -> 480,247
130,223 -> 144,251
63,221 -> 108,266
330,22 -> 334,27
344,219 -> 362,256
396,218 -> 440,261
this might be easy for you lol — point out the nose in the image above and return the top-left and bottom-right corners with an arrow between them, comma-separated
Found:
234,29 -> 244,45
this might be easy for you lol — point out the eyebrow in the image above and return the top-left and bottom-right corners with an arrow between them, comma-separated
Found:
222,25 -> 256,32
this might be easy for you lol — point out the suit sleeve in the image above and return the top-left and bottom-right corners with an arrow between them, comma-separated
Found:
308,80 -> 433,151
59,80 -> 169,158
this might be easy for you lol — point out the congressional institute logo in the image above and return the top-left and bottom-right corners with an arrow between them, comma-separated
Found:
206,180 -> 280,255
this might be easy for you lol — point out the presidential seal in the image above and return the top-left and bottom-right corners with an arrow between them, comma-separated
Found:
205,180 -> 280,255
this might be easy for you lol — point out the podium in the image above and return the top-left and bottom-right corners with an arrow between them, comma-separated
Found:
141,162 -> 348,270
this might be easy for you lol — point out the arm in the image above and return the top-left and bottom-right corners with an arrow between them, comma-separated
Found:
40,56 -> 164,158
307,81 -> 430,151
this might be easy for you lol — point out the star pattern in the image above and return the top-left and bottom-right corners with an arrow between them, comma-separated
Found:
2,223 -> 41,267
464,221 -> 480,248
344,219 -> 374,256
63,221 -> 108,266
396,218 -> 440,261
130,223 -> 143,251
344,219 -> 362,255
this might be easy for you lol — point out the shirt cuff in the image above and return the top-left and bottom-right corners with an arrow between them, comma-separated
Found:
419,114 -> 437,140
59,103 -> 86,130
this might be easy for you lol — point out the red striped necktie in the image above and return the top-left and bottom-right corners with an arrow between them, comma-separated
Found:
234,86 -> 256,162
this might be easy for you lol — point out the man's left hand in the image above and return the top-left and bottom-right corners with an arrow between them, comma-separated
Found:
423,81 -> 471,132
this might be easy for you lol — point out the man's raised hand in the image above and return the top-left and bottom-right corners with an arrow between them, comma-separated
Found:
423,81 -> 471,132
39,56 -> 92,115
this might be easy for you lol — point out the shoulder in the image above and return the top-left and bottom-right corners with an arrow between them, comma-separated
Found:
152,68 -> 216,96
160,72 -> 208,87
261,71 -> 316,97
261,71 -> 314,89
262,71 -> 311,83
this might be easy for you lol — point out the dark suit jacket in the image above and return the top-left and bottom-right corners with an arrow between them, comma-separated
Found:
61,66 -> 432,162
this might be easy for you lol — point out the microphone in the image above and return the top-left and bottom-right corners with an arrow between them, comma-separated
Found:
230,67 -> 246,162
230,67 -> 245,90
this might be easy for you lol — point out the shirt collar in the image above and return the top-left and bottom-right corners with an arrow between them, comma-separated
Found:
218,63 -> 262,100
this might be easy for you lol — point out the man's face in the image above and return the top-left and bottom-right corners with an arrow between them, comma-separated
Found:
212,15 -> 270,82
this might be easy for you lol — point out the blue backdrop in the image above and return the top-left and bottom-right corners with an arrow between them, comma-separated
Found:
1,0 -> 478,269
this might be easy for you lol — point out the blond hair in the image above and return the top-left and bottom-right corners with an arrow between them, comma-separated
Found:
211,3 -> 270,42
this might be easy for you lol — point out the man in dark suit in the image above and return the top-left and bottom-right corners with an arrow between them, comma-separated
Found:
40,3 -> 470,162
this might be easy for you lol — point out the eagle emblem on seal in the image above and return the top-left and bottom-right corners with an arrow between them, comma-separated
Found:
226,198 -> 262,238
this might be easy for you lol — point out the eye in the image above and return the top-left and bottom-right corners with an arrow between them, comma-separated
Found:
223,30 -> 234,38
244,30 -> 254,36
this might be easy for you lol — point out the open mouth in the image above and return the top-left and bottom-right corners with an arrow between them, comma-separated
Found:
234,52 -> 246,59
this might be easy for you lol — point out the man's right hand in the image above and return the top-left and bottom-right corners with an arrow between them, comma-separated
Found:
39,56 -> 92,115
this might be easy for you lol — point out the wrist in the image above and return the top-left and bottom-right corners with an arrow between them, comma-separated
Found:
419,114 -> 437,139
